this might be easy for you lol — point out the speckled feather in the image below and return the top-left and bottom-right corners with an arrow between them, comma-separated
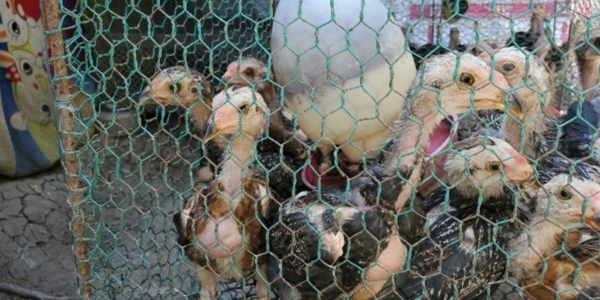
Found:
379,185 -> 529,300
267,188 -> 395,300
266,158 -> 420,299
523,228 -> 600,300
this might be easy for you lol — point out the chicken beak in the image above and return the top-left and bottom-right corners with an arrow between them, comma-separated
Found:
204,122 -> 214,138
203,112 -> 240,142
219,76 -> 247,92
472,70 -> 523,119
203,126 -> 239,142
137,85 -> 152,107
521,178 -> 541,189
216,80 -> 226,93
473,93 -> 523,120
204,130 -> 221,143
503,160 -> 534,184
506,95 -> 523,120
584,193 -> 600,231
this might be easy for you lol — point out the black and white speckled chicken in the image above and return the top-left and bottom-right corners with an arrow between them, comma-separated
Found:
508,171 -> 600,298
377,137 -> 534,300
267,53 -> 521,300
173,87 -> 273,300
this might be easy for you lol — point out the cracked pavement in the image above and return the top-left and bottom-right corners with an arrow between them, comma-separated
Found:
0,166 -> 78,299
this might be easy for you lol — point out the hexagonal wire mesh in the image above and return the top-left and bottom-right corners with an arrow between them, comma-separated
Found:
42,0 -> 600,299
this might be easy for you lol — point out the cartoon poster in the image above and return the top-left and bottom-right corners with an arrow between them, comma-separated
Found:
0,0 -> 58,177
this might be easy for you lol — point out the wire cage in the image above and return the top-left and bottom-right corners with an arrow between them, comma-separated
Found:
42,0 -> 600,299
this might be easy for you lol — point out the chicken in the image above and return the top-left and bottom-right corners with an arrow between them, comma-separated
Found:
220,57 -> 308,158
377,137 -> 534,300
469,39 -> 500,57
522,228 -> 600,300
448,28 -> 468,52
138,66 -> 218,182
479,47 -> 553,160
441,0 -> 469,24
266,53 -> 521,300
505,4 -> 547,54
508,171 -> 600,296
408,28 -> 467,71
140,66 -> 309,199
271,0 -> 417,181
558,28 -> 600,158
173,87 -> 272,300
138,66 -> 213,133
478,47 -> 600,181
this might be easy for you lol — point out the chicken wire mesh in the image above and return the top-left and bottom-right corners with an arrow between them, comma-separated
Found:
40,0 -> 600,299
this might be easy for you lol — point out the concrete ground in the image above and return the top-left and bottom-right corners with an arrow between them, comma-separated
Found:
0,166 -> 79,300
0,118 -> 525,300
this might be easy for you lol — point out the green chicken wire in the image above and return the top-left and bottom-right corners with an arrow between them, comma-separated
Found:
43,0 -> 600,299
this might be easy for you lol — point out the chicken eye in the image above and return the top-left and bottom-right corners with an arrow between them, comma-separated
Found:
501,63 -> 516,73
557,187 -> 572,201
459,73 -> 475,86
486,162 -> 501,173
593,38 -> 600,48
190,86 -> 199,94
169,83 -> 181,92
239,104 -> 249,112
244,68 -> 254,77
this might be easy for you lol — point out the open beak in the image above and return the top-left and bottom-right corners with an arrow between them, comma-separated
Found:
472,78 -> 523,120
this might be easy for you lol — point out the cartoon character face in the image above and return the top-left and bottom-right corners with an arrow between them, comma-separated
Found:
0,0 -> 43,49
3,49 -> 54,124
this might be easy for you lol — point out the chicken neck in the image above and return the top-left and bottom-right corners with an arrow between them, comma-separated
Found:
216,136 -> 257,200
578,55 -> 600,101
382,102 -> 447,211
510,217 -> 566,282
502,98 -> 548,159
189,104 -> 211,131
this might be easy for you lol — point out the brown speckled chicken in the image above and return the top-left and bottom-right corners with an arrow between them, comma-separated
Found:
267,53 -> 521,300
139,66 -> 213,133
509,172 -> 600,296
523,228 -> 600,300
221,57 -> 308,158
141,66 -> 310,199
138,66 -> 217,182
173,87 -> 272,300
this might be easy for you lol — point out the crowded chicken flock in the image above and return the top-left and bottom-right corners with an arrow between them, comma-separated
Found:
138,0 -> 600,299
